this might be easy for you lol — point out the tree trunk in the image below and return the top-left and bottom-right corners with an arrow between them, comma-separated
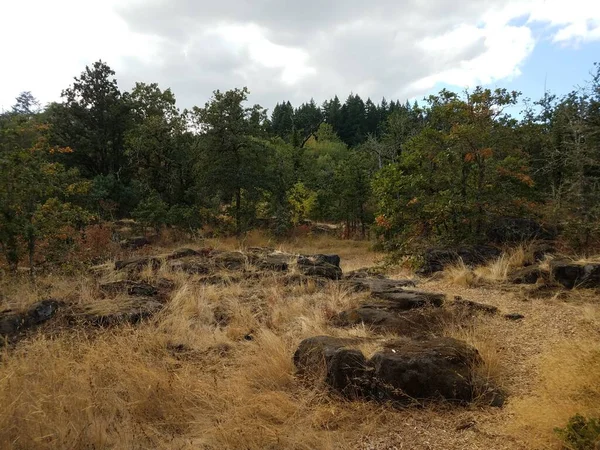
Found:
235,187 -> 242,236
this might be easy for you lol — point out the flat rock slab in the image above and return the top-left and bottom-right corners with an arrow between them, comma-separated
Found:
343,278 -> 417,293
71,298 -> 163,327
0,299 -> 61,338
550,260 -> 600,289
334,306 -> 450,336
294,335 -> 500,405
371,290 -> 445,310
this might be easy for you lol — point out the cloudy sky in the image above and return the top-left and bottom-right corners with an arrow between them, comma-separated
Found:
1,0 -> 600,112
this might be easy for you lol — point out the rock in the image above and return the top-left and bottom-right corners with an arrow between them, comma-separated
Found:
343,277 -> 416,293
504,313 -> 525,321
371,290 -> 445,310
344,268 -> 387,279
0,299 -> 61,338
99,281 -> 158,297
167,248 -> 200,260
213,251 -> 247,270
550,260 -> 600,289
115,256 -> 162,271
370,337 -> 482,404
169,259 -> 210,274
452,297 -> 499,315
418,245 -> 501,275
294,335 -> 492,405
509,266 -> 545,284
333,307 -> 448,336
119,236 -> 150,250
297,256 -> 343,280
74,298 -> 162,327
293,336 -> 371,398
344,267 -> 387,279
255,254 -> 290,272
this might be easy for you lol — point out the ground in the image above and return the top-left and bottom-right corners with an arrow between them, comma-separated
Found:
0,233 -> 598,450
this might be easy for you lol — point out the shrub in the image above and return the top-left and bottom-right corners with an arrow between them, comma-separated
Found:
555,414 -> 600,450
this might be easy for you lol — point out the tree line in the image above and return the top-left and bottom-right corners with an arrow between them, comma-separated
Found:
2,60 -> 600,270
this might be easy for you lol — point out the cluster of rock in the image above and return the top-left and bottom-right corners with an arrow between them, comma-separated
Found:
294,266 -> 506,407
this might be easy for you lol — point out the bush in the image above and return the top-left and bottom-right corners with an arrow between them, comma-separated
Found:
555,414 -> 600,450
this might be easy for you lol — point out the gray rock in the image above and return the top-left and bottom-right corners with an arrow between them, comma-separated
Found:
550,260 -> 600,289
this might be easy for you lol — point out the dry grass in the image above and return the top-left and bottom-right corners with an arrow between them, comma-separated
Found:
1,232 -> 598,450
443,244 -> 539,287
507,338 -> 600,449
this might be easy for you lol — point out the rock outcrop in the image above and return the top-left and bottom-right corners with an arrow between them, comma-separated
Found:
294,335 -> 502,405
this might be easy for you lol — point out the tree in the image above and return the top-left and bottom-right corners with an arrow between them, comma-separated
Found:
0,96 -> 89,272
47,61 -> 131,179
373,87 -> 534,245
191,88 -> 270,234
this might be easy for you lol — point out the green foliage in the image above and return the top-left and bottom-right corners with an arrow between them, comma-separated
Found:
133,192 -> 169,232
287,182 -> 317,225
555,414 -> 600,450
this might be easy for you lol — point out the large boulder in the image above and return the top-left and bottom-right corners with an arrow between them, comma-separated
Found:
293,335 -> 498,405
509,265 -> 546,285
293,336 -> 370,398
550,260 -> 600,289
297,255 -> 342,280
0,299 -> 61,338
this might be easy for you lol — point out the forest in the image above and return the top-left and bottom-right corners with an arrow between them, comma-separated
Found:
2,60 -> 600,270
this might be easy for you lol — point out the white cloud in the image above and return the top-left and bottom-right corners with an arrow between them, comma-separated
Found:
1,0 -> 599,111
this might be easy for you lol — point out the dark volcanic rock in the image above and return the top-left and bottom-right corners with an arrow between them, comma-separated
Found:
297,255 -> 343,280
294,335 -> 495,405
343,277 -> 416,293
333,307 -> 448,336
256,254 -> 290,272
169,259 -> 211,274
214,251 -> 247,270
371,290 -> 445,310
294,335 -> 370,398
504,313 -> 525,321
344,267 -> 387,279
370,337 -> 481,403
75,298 -> 162,327
550,260 -> 600,289
99,281 -> 159,297
509,266 -> 545,284
167,248 -> 200,260
451,298 -> 499,315
0,299 -> 61,338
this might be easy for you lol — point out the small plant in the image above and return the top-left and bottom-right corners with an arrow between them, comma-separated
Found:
554,414 -> 600,450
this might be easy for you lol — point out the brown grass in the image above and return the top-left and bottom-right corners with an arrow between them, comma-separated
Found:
1,233 -> 598,449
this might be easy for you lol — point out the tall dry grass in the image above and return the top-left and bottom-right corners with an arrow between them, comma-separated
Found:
443,244 -> 540,287
0,253 -> 389,450
507,338 -> 600,449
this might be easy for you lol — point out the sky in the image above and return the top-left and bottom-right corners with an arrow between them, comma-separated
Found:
1,0 -> 600,114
